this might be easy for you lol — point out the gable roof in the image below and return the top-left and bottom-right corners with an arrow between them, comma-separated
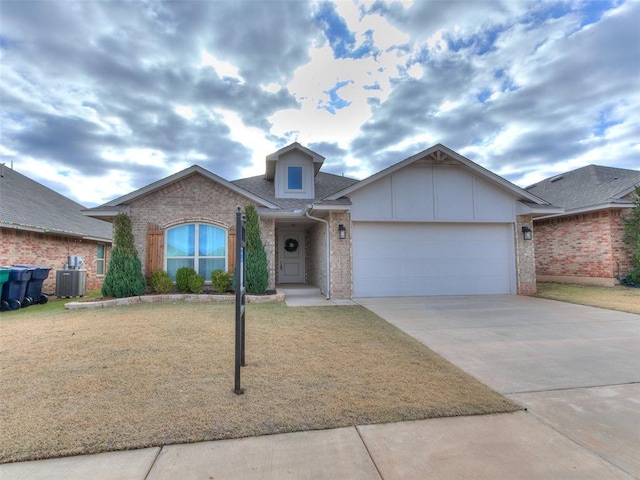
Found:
526,164 -> 640,212
265,142 -> 325,180
85,165 -> 280,217
0,166 -> 112,241
233,171 -> 358,211
326,144 -> 553,207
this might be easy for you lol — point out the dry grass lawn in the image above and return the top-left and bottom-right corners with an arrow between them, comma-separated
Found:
0,301 -> 519,464
535,282 -> 640,315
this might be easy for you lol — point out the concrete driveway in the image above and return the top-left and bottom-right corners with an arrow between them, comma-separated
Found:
358,295 -> 640,478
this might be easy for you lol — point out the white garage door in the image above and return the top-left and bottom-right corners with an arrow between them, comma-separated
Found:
352,222 -> 516,297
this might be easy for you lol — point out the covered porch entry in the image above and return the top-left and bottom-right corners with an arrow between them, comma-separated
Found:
275,217 -> 328,295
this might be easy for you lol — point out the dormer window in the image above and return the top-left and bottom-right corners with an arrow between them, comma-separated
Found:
266,143 -> 324,199
287,166 -> 303,191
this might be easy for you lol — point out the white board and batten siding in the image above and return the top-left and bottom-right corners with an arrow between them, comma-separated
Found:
350,164 -> 518,297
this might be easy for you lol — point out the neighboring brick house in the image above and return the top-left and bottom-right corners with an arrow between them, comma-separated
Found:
0,165 -> 113,294
526,165 -> 640,286
85,143 -> 558,298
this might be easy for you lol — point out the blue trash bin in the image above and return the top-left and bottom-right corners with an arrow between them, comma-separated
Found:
0,268 -> 10,311
0,266 -> 32,310
13,265 -> 52,305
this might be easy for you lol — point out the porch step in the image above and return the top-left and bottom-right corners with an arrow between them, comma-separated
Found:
277,285 -> 323,297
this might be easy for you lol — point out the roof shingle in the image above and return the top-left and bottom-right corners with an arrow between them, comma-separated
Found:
526,165 -> 640,211
0,167 -> 113,241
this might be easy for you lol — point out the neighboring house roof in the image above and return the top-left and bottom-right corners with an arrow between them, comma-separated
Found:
0,166 -> 113,241
327,144 -> 554,209
526,164 -> 640,214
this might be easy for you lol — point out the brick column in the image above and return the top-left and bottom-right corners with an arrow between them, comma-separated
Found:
515,215 -> 536,295
328,211 -> 352,299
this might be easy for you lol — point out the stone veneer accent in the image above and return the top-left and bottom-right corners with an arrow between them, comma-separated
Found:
533,209 -> 633,285
0,228 -> 110,294
515,214 -> 536,295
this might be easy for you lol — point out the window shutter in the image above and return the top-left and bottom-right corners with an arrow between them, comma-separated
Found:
146,223 -> 164,276
228,225 -> 236,274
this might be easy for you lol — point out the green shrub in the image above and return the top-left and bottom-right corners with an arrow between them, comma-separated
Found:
150,270 -> 173,294
188,274 -> 205,294
175,267 -> 196,292
101,213 -> 147,298
101,248 -> 146,298
624,186 -> 640,281
244,205 -> 269,294
211,270 -> 232,293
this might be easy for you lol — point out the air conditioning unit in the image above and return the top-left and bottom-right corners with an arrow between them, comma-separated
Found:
56,270 -> 87,297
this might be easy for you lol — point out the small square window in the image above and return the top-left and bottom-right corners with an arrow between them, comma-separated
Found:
287,166 -> 303,190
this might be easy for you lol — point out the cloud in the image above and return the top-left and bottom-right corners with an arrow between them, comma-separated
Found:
0,0 -> 637,207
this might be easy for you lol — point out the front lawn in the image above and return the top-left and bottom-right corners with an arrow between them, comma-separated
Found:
535,282 -> 640,315
0,302 -> 518,463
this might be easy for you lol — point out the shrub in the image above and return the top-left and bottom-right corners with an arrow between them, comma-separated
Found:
101,248 -> 146,298
624,186 -> 640,283
150,270 -> 173,294
102,213 -> 147,298
244,205 -> 269,294
188,274 -> 205,294
175,267 -> 196,292
211,270 -> 232,293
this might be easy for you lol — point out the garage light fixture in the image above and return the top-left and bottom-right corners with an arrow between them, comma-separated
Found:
338,224 -> 346,240
521,226 -> 533,240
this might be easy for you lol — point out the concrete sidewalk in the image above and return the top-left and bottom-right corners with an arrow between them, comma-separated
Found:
2,294 -> 637,479
0,411 -> 630,479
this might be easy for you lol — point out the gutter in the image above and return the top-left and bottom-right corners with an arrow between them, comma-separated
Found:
533,202 -> 635,221
304,205 -> 331,300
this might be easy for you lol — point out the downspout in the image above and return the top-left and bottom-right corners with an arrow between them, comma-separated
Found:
304,205 -> 331,300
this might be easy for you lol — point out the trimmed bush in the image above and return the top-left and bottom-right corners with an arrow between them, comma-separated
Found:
102,213 -> 147,298
188,274 -> 205,294
244,205 -> 269,294
211,270 -> 232,293
624,186 -> 640,283
150,270 -> 173,294
175,267 -> 196,292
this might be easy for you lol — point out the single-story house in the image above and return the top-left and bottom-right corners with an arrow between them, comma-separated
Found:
0,165 -> 113,294
84,143 -> 559,298
526,164 -> 640,286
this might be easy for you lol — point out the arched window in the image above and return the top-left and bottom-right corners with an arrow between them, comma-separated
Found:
166,223 -> 226,281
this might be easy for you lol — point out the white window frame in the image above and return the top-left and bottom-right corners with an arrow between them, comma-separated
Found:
165,223 -> 228,281
285,165 -> 306,193
96,244 -> 106,276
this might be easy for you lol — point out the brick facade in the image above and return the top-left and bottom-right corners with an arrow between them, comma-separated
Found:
533,209 -> 634,285
0,227 -> 110,294
329,211 -> 352,298
515,215 -> 536,295
126,174 -> 275,290
287,210 -> 352,299
306,220 -> 327,294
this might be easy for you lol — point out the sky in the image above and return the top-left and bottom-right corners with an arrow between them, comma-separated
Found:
1,0 -> 639,208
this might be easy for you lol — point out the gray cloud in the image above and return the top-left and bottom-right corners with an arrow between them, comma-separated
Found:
1,0 -> 637,207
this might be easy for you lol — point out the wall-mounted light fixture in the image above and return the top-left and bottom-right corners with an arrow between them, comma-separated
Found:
521,226 -> 533,240
338,224 -> 346,240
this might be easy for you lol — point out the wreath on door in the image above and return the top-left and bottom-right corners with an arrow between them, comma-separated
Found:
284,238 -> 299,252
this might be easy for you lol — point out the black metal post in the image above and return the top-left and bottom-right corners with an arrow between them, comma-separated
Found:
234,207 -> 246,395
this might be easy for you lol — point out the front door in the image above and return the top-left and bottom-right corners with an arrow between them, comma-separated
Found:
278,229 -> 305,283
